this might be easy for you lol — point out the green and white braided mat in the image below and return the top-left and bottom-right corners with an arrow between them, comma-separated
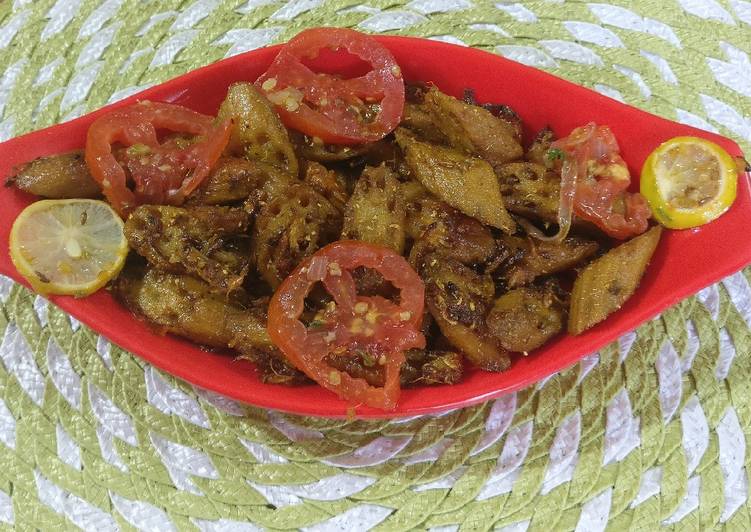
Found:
1,0 -> 751,530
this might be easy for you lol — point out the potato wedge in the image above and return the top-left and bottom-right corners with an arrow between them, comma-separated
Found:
342,165 -> 406,253
396,129 -> 515,233
423,87 -> 523,168
9,150 -> 100,198
569,226 -> 662,335
217,82 -> 298,176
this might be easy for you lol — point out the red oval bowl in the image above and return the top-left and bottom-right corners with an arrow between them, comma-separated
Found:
1,36 -> 749,418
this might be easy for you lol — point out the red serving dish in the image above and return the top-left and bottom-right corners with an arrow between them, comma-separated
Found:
0,36 -> 749,418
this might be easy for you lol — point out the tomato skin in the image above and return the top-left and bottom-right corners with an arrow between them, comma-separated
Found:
256,27 -> 404,145
552,123 -> 651,239
85,101 -> 231,216
267,241 -> 425,410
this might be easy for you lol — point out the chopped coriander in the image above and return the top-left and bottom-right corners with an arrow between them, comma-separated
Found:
308,319 -> 326,329
360,350 -> 376,367
547,148 -> 564,161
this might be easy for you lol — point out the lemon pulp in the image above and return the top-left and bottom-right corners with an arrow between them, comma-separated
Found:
9,199 -> 128,296
640,136 -> 737,229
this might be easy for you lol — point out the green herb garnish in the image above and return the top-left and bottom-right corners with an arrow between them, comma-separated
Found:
359,350 -> 376,367
308,319 -> 326,329
547,148 -> 564,161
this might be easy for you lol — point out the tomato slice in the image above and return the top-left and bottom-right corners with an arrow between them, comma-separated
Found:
85,101 -> 231,216
255,27 -> 405,145
551,123 -> 651,239
267,241 -> 426,410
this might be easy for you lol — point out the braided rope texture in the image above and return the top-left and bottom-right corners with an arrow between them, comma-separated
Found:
1,0 -> 751,530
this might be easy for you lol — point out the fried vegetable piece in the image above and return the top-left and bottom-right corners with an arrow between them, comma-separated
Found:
125,205 -> 250,293
326,348 -> 464,388
217,82 -> 298,176
396,129 -> 515,233
115,266 -> 270,349
487,280 -> 567,352
238,347 -> 310,385
8,150 -> 101,198
303,161 -> 349,212
291,131 -> 374,162
342,165 -> 406,253
115,266 -> 307,384
423,87 -> 523,168
419,254 -> 510,372
252,183 -> 342,288
569,225 -> 662,335
409,205 -> 499,267
401,103 -> 448,144
462,88 -> 523,142
496,162 -> 560,223
187,157 -> 292,207
526,127 -> 555,166
500,234 -> 599,288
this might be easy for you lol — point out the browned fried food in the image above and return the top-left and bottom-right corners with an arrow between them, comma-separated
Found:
569,226 -> 662,335
115,266 -> 268,348
291,130 -> 374,162
496,162 -> 560,223
396,129 -> 515,233
342,165 -> 406,253
487,280 -> 567,352
251,183 -> 342,288
423,87 -> 523,168
125,205 -> 250,293
186,157 -> 292,207
8,150 -> 101,198
526,127 -> 555,166
115,265 -> 307,384
401,102 -> 448,144
500,234 -> 599,288
302,161 -> 350,212
408,206 -> 499,268
217,82 -> 298,176
419,253 -> 510,372
325,348 -> 463,387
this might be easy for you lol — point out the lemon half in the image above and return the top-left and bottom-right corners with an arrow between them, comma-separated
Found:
640,136 -> 738,229
9,199 -> 128,296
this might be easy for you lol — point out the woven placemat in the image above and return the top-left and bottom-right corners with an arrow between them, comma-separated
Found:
1,1 -> 750,530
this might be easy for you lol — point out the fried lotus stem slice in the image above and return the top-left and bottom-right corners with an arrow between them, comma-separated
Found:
342,165 -> 407,254
487,280 -> 567,353
9,150 -> 101,199
496,162 -> 560,223
186,157 -> 292,207
396,129 -> 516,233
217,82 -> 299,176
420,254 -> 510,372
569,225 -> 662,335
500,234 -> 599,288
125,205 -> 251,293
251,183 -> 342,288
302,160 -> 350,212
